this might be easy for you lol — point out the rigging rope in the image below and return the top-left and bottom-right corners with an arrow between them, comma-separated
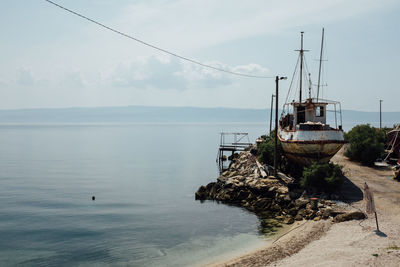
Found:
284,54 -> 300,113
44,0 -> 275,79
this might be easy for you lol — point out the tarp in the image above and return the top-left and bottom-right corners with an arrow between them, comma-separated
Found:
363,182 -> 376,214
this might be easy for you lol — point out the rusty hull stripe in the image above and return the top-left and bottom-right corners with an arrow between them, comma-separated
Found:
279,125 -> 344,133
278,136 -> 348,145
283,151 -> 336,158
280,128 -> 344,133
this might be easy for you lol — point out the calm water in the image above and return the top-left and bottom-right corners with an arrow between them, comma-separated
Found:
0,123 -> 273,266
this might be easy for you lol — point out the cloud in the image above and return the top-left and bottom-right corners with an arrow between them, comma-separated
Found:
106,56 -> 269,90
232,64 -> 269,77
16,68 -> 35,86
110,0 -> 398,51
0,76 -> 7,87
59,70 -> 87,88
109,56 -> 186,89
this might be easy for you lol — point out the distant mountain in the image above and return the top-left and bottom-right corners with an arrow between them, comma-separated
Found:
341,110 -> 399,127
0,106 -> 267,123
0,106 -> 397,128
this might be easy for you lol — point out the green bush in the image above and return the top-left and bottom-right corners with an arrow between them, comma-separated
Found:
344,124 -> 385,165
258,131 -> 301,176
300,162 -> 344,191
257,131 -> 283,166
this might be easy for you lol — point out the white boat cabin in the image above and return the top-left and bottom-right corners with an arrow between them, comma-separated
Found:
281,99 -> 331,131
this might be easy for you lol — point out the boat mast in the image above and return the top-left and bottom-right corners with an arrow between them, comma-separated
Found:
299,32 -> 304,103
317,28 -> 324,102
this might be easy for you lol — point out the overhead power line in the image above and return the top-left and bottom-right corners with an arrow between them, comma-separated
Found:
44,0 -> 274,79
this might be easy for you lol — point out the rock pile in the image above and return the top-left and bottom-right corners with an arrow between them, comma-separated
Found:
196,151 -> 365,225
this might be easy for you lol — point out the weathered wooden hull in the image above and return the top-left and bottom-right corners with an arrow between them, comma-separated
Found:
280,141 -> 344,165
278,128 -> 346,166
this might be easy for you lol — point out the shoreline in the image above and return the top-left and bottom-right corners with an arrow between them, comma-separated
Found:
208,149 -> 400,266
204,220 -> 317,267
196,224 -> 291,267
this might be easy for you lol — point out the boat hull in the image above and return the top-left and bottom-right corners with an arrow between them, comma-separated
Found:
280,141 -> 345,165
278,128 -> 346,165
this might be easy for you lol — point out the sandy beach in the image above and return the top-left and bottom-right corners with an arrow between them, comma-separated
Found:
210,148 -> 400,267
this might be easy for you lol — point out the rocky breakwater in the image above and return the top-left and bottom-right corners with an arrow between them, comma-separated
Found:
195,151 -> 365,225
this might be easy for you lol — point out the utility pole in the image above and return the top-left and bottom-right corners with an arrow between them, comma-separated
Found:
269,94 -> 275,134
380,100 -> 383,129
274,76 -> 287,178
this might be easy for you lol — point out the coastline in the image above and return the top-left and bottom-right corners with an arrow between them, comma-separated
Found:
208,149 -> 400,266
205,220 -> 327,267
196,224 -> 291,267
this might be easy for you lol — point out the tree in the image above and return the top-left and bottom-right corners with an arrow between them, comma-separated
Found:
344,124 -> 385,166
257,131 -> 283,167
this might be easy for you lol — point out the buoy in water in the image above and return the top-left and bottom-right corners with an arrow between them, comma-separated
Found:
92,196 -> 95,201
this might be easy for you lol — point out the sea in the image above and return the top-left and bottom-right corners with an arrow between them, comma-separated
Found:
0,123 -> 273,267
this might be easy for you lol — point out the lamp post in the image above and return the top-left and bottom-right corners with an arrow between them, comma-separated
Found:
379,100 -> 383,130
274,76 -> 287,178
269,94 -> 275,134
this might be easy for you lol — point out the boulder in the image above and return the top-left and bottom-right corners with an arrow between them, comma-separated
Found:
295,198 -> 309,209
221,192 -> 234,202
334,211 -> 366,223
206,182 -> 216,191
295,214 -> 303,221
254,198 -> 271,210
250,148 -> 258,156
276,186 -> 289,194
195,186 -> 208,200
237,190 -> 250,200
272,204 -> 281,212
276,215 -> 285,221
268,186 -> 277,192
222,171 -> 230,176
217,176 -> 227,183
297,209 -> 306,217
305,209 -> 316,219
322,208 -> 332,219
283,194 -> 291,202
229,171 -> 239,177
284,217 -> 295,224
288,207 -> 298,216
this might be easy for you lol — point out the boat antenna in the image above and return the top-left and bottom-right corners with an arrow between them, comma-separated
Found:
317,28 -> 325,102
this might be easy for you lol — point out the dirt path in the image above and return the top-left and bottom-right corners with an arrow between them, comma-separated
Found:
213,148 -> 400,267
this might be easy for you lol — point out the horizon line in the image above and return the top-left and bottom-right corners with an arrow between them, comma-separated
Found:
0,105 -> 398,113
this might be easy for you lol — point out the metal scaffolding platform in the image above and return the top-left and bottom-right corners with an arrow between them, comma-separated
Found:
216,132 -> 253,173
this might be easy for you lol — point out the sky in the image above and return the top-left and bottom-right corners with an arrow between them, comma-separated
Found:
0,0 -> 399,111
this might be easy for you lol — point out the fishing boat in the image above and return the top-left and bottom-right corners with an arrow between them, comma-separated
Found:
278,29 -> 346,166
386,125 -> 400,161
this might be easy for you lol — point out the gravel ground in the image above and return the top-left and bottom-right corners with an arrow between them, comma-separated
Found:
209,148 -> 400,267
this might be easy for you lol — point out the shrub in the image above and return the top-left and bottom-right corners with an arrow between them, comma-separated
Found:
344,124 -> 385,165
301,162 -> 344,191
257,130 -> 283,166
258,131 -> 301,176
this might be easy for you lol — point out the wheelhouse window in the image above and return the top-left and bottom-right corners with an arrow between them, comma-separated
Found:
316,106 -> 324,117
